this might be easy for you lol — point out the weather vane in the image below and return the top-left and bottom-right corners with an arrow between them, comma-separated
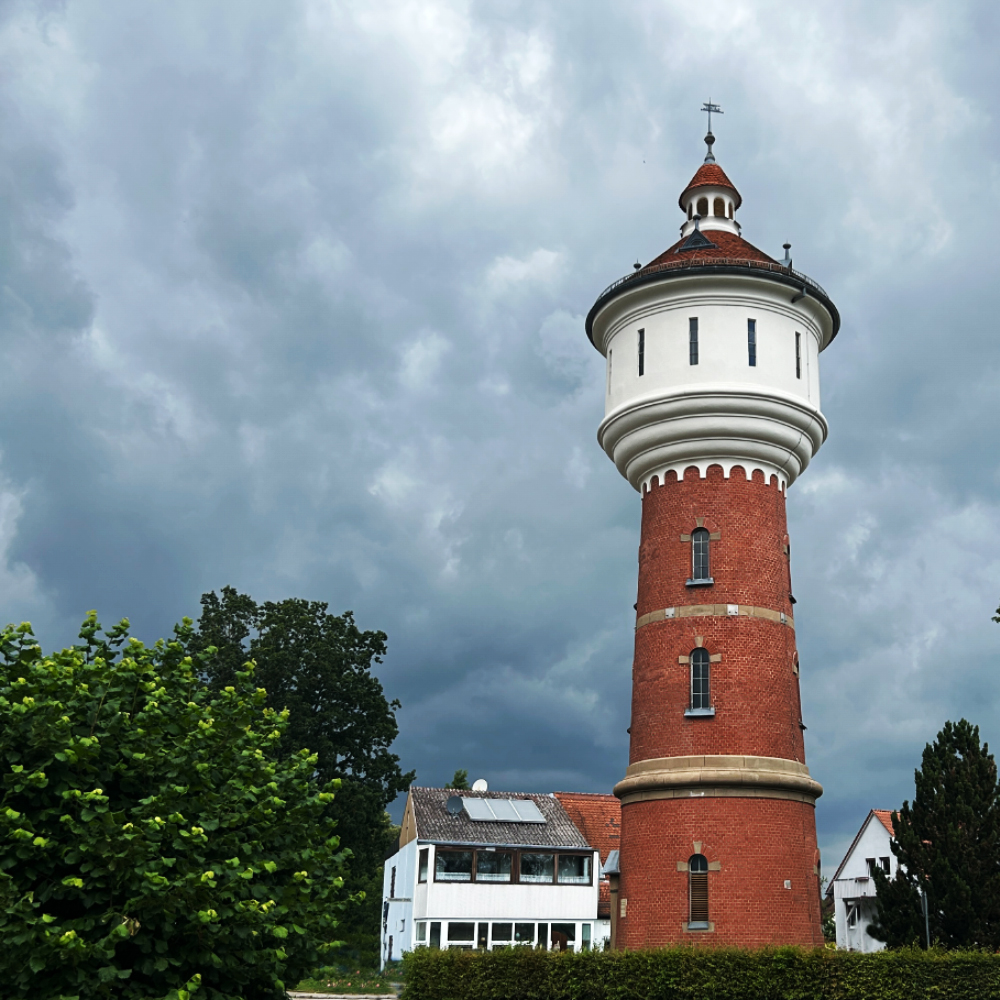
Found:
701,100 -> 723,134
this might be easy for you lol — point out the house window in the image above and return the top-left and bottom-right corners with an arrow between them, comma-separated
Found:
435,850 -> 473,882
447,922 -> 475,948
713,197 -> 725,217
607,349 -> 612,393
727,202 -> 733,219
514,923 -> 535,943
416,922 -> 427,942
690,648 -> 711,710
476,851 -> 513,883
581,923 -> 592,951
557,855 -> 591,884
847,903 -> 860,929
390,866 -> 396,897
492,923 -> 513,942
866,858 -> 877,879
689,854 -> 709,928
691,527 -> 711,582
795,331 -> 802,379
418,848 -> 429,883
430,922 -> 441,948
637,329 -> 645,376
689,318 -> 699,365
747,319 -> 757,366
520,853 -> 555,883
551,923 -> 576,952
880,857 -> 890,872
696,196 -> 708,216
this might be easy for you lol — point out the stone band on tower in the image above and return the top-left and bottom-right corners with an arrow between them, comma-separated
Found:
586,123 -> 839,947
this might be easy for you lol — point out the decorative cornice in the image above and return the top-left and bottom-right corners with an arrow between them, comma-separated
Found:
636,603 -> 793,630
614,755 -> 822,806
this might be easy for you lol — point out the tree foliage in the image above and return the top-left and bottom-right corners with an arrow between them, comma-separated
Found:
0,614 -> 351,1000
869,719 -> 1000,949
445,770 -> 470,790
192,588 -> 414,945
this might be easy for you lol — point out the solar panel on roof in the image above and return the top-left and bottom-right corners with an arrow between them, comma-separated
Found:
487,799 -> 520,821
511,799 -> 545,823
462,797 -> 496,821
460,797 -> 548,823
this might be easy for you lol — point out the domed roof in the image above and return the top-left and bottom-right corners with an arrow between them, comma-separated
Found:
679,162 -> 742,210
645,228 -> 776,268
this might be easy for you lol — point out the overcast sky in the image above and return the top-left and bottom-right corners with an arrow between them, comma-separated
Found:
2,0 -> 999,874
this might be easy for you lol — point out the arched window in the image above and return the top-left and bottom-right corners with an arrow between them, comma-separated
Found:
696,196 -> 708,217
688,203 -> 693,220
689,854 -> 709,927
713,197 -> 725,217
691,527 -> 710,582
690,647 -> 710,710
727,201 -> 734,219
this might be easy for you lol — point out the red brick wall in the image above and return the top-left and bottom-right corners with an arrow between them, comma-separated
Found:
631,465 -> 804,763
617,796 -> 824,948
617,464 -> 822,946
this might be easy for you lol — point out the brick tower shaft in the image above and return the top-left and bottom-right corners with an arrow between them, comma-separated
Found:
585,123 -> 839,947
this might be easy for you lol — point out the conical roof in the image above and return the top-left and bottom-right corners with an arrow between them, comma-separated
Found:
679,162 -> 742,210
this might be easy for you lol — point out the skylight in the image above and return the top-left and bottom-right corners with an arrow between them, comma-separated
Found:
462,798 -> 546,823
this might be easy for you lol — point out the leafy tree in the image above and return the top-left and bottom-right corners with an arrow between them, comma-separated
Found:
192,588 -> 414,948
869,719 -> 1000,949
445,770 -> 470,790
0,613 -> 351,1000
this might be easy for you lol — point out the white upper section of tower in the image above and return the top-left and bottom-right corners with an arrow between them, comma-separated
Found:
585,135 -> 839,493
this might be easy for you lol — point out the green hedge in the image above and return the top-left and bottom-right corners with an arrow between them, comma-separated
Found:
401,946 -> 1000,1000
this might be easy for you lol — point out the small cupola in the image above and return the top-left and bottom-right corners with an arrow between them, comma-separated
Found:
678,131 -> 742,239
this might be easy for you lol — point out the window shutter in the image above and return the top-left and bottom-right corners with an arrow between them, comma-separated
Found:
689,871 -> 708,922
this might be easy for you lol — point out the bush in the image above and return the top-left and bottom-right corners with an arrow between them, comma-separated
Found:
401,946 -> 1000,1000
0,614 -> 353,1000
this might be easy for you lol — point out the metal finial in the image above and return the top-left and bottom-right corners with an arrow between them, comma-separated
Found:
633,260 -> 642,271
701,101 -> 722,163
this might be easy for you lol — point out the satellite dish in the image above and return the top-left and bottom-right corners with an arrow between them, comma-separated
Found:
472,778 -> 488,792
446,795 -> 464,816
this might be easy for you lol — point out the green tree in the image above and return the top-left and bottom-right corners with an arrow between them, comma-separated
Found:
869,719 -> 1000,949
445,770 -> 470,790
0,613 -> 351,1000
192,588 -> 414,950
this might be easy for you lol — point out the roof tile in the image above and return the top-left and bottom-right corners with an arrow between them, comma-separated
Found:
645,229 -> 777,268
680,163 -> 742,209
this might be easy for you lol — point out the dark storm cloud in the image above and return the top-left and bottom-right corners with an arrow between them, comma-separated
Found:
1,0 -> 999,871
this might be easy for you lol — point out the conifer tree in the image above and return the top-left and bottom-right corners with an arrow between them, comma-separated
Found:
869,719 -> 1000,948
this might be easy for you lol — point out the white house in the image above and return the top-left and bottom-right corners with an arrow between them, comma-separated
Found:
381,787 -> 614,966
828,809 -> 897,952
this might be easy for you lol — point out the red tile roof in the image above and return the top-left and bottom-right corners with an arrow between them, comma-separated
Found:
873,809 -> 895,834
553,792 -> 621,863
679,163 -> 742,210
645,229 -> 777,268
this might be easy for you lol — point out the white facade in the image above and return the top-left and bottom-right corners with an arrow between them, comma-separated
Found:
829,811 -> 897,953
593,271 -> 835,492
381,841 -> 605,966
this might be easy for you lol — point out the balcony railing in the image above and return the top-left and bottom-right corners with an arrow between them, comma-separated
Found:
595,258 -> 830,303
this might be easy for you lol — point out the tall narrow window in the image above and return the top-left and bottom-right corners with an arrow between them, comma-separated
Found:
747,319 -> 757,367
689,318 -> 699,365
713,197 -> 725,217
637,329 -> 645,376
689,854 -> 709,928
690,648 -> 711,710
691,527 -> 710,582
696,196 -> 708,216
795,331 -> 802,379
390,866 -> 397,897
418,849 -> 429,883
607,350 -> 613,394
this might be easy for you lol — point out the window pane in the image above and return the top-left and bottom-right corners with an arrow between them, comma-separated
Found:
436,851 -> 473,881
514,923 -> 535,943
691,649 -> 710,709
551,923 -> 576,951
689,318 -> 699,365
748,319 -> 757,367
477,851 -> 512,882
448,922 -> 475,941
520,853 -> 555,883
430,922 -> 441,949
692,528 -> 710,580
537,922 -> 549,949
416,922 -> 427,942
637,328 -> 645,377
581,924 -> 592,950
557,855 -> 591,884
689,854 -> 709,924
492,922 -> 513,942
418,849 -> 428,882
